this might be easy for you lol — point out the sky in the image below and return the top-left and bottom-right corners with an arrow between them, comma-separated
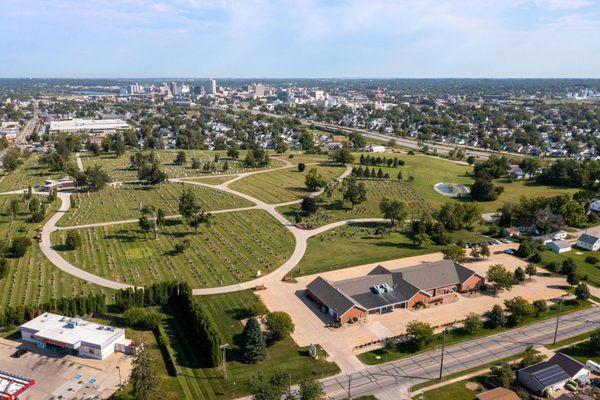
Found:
1,0 -> 600,78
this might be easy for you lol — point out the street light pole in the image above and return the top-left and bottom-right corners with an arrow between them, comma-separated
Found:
553,298 -> 564,345
116,366 -> 122,388
220,343 -> 230,380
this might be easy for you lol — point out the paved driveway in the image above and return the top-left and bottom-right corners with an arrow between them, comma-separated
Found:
258,244 -> 574,374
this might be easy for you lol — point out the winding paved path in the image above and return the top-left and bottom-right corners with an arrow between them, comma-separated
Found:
16,161 -> 382,295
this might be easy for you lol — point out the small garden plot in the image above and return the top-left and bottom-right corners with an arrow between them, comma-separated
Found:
81,150 -> 286,181
59,182 -> 253,226
0,155 -> 60,192
229,164 -> 346,204
294,222 -> 484,276
162,290 -> 339,400
0,196 -> 108,309
51,210 -> 295,287
539,249 -> 600,288
279,179 -> 432,228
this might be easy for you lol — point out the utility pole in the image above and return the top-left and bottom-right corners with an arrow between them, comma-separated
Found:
220,343 -> 229,379
439,327 -> 448,381
553,298 -> 564,345
116,366 -> 122,388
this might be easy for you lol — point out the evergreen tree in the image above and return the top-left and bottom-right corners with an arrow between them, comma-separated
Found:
241,317 -> 267,363
130,347 -> 161,400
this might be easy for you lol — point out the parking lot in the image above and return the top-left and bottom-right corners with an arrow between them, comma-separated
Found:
0,336 -> 132,399
258,244 -> 575,373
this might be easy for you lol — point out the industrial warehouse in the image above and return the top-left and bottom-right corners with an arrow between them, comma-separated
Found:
306,260 -> 485,324
19,313 -> 136,360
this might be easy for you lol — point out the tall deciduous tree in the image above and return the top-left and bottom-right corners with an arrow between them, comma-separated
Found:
130,347 -> 161,400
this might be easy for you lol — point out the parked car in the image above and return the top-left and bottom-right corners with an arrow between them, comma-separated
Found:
504,249 -> 515,255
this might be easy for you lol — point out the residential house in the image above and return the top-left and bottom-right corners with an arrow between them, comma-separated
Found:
366,145 -> 386,153
546,240 -> 572,254
576,233 -> 600,251
306,260 -> 485,324
502,227 -> 520,238
588,199 -> 600,213
508,165 -> 525,179
517,352 -> 590,396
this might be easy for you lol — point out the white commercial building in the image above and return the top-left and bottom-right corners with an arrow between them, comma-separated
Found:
49,118 -> 129,133
20,313 -> 134,360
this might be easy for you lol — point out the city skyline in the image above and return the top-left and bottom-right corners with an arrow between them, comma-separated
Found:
2,0 -> 600,78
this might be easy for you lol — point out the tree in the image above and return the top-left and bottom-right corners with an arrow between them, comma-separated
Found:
463,313 -> 482,334
84,164 -> 111,191
525,264 -> 537,280
490,363 -> 513,388
8,198 -> 20,220
298,163 -> 306,172
519,345 -> 544,368
466,155 -> 476,165
519,157 -> 542,179
130,347 -> 161,400
532,299 -> 548,316
414,233 -> 433,248
178,188 -> 210,233
298,378 -> 325,400
10,237 -> 31,258
112,134 -> 126,157
174,151 -> 186,165
138,162 -> 167,185
227,146 -> 240,159
379,198 -> 407,227
486,304 -> 506,328
486,264 -> 514,291
567,272 -> 579,286
65,231 -> 82,250
331,146 -> 354,164
305,168 -> 327,191
471,178 -> 503,201
266,312 -> 295,342
341,176 -> 367,209
405,320 -> 434,350
504,296 -> 534,325
300,197 -> 318,214
247,371 -> 289,400
397,171 -> 403,181
514,267 -> 526,283
241,317 -> 267,363
441,244 -> 466,263
590,328 -> 600,355
2,148 -> 21,172
575,282 -> 590,302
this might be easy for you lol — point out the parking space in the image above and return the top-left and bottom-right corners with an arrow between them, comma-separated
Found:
0,337 -> 132,399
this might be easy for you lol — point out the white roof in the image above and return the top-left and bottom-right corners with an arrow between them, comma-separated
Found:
49,118 -> 129,132
547,240 -> 571,249
20,313 -> 124,348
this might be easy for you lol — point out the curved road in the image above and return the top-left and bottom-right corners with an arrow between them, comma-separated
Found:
27,161 -> 387,295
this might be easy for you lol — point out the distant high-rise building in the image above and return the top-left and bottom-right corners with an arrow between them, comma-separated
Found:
203,79 -> 217,95
169,81 -> 178,95
254,84 -> 265,98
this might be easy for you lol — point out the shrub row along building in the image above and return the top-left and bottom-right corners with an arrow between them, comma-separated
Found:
306,260 -> 485,324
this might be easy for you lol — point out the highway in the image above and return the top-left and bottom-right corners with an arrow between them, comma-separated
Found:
321,306 -> 600,399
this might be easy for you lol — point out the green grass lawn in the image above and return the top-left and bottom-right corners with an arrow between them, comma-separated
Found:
164,290 -> 339,400
81,150 -> 286,181
419,376 -> 485,400
278,179 -> 432,228
186,175 -> 238,185
0,195 -> 109,309
539,248 -> 600,288
359,298 -> 591,365
0,154 -> 61,192
560,339 -> 600,364
229,164 -> 346,204
58,182 -> 253,226
294,221 -> 484,276
51,210 -> 295,287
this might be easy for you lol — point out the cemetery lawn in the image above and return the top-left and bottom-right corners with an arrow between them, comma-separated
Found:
186,175 -> 238,185
229,164 -> 346,204
539,248 -> 600,288
0,154 -> 61,192
163,290 -> 340,400
58,182 -> 253,227
80,150 -> 286,181
294,221 -> 485,276
51,210 -> 295,287
0,195 -> 109,309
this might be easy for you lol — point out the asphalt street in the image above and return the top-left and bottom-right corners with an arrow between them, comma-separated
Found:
321,306 -> 600,399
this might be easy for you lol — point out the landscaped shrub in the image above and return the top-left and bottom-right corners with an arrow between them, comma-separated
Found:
585,256 -> 598,264
123,307 -> 163,329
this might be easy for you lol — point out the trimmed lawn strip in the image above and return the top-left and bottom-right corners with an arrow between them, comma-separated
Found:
164,290 -> 340,400
358,299 -> 592,365
51,209 -> 295,288
419,376 -> 483,400
229,164 -> 346,204
0,195 -> 109,309
560,340 -> 600,364
59,182 -> 253,226
548,331 -> 594,349
538,249 -> 600,288
294,221 -> 485,276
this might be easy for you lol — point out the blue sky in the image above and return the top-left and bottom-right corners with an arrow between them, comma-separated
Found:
1,0 -> 600,78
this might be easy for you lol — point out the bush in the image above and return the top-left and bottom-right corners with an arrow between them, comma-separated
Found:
405,320 -> 434,350
266,311 -> 295,342
529,253 -> 542,263
123,307 -> 163,329
585,256 -> 598,264
298,163 -> 306,172
300,197 -> 318,214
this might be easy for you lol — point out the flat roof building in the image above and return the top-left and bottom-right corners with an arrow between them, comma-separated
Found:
20,313 -> 134,360
0,370 -> 35,400
49,118 -> 129,133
